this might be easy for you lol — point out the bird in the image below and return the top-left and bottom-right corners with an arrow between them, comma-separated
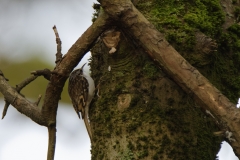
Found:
68,63 -> 95,141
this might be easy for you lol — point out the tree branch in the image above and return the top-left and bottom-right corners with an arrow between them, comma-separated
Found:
0,75 -> 47,125
53,25 -> 63,64
2,100 -> 10,119
0,70 -> 9,81
41,9 -> 112,120
0,9 -> 112,160
0,8 -> 111,124
16,74 -> 38,91
34,94 -> 42,106
31,69 -> 51,81
100,0 -> 240,157
2,74 -> 38,119
47,126 -> 56,160
54,11 -> 112,76
40,11 -> 112,160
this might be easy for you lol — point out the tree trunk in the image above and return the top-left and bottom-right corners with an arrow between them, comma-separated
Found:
89,0 -> 240,159
89,31 -> 221,159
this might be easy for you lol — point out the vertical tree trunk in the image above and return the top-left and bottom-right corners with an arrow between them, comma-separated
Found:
89,0 -> 240,159
89,30 -> 222,159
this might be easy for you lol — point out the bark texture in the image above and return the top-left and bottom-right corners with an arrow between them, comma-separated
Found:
89,0 -> 240,158
90,29 -> 221,159
1,0 -> 240,159
0,11 -> 112,160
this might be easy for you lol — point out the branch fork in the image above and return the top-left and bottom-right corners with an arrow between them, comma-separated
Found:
1,0 -> 240,159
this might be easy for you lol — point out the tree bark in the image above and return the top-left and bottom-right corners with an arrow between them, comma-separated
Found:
0,10 -> 112,160
90,0 -> 240,158
1,0 -> 240,159
90,27 -> 222,159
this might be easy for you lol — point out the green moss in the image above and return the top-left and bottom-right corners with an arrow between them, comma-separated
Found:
90,1 -> 227,158
119,148 -> 135,160
234,7 -> 240,20
138,0 -> 224,53
129,94 -> 141,108
132,80 -> 141,88
143,62 -> 159,79
115,127 -> 122,135
137,150 -> 149,158
113,83 -> 126,94
138,136 -> 148,142
91,4 -> 101,22
127,121 -> 142,133
137,0 -> 240,103
203,24 -> 240,102
148,99 -> 163,115
127,141 -> 135,150
161,134 -> 171,146
152,154 -> 159,160
228,23 -> 240,36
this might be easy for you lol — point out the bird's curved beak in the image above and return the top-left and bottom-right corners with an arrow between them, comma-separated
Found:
81,63 -> 87,70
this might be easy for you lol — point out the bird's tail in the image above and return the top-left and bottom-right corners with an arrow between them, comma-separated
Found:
84,105 -> 92,142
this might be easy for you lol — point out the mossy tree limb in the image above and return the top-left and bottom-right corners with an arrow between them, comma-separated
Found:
0,0 -> 240,159
99,0 -> 240,157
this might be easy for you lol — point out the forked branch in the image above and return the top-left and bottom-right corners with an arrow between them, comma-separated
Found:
0,75 -> 47,125
1,74 -> 38,119
0,9 -> 113,160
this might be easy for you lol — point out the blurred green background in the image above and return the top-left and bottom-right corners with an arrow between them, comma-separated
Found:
0,57 -> 71,106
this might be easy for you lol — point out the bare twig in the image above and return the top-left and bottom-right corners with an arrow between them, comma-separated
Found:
53,10 -> 111,76
2,74 -> 38,119
16,75 -> 38,92
0,9 -> 112,160
0,75 -> 47,125
53,25 -> 62,64
42,11 -> 112,160
34,94 -> 42,106
31,68 -> 51,81
2,99 -> 10,119
47,126 -> 56,160
0,70 -> 9,81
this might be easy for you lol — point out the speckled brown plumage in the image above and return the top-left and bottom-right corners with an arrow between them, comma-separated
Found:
68,68 -> 89,119
68,63 -> 94,141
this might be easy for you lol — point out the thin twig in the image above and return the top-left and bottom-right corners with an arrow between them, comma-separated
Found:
34,94 -> 42,106
2,99 -> 10,119
53,25 -> 62,64
2,74 -> 38,119
0,70 -> 9,81
47,126 -> 56,160
0,8 -> 111,160
31,68 -> 51,81
16,75 -> 38,92
0,75 -> 46,125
